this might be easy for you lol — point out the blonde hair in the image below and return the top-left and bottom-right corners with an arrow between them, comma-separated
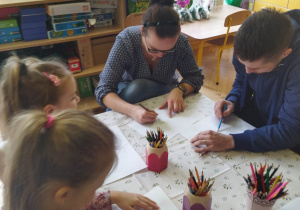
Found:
0,55 -> 72,138
4,110 -> 116,210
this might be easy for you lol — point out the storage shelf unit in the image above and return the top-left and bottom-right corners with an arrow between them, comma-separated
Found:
0,0 -> 126,111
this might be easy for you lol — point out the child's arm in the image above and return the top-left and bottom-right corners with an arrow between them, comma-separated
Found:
110,191 -> 159,210
80,191 -> 112,210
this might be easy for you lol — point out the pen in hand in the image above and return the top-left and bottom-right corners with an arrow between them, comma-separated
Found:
138,103 -> 151,111
217,104 -> 227,132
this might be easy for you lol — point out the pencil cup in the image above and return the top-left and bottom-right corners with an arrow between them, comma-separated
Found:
182,187 -> 212,210
246,189 -> 276,210
145,143 -> 168,172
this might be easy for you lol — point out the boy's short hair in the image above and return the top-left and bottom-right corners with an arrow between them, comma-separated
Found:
234,8 -> 293,61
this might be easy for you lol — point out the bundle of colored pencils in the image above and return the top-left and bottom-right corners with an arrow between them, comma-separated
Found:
145,127 -> 168,148
243,162 -> 288,201
187,167 -> 214,196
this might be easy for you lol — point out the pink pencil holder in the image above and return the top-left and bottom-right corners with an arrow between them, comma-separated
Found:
182,187 -> 212,210
145,143 -> 168,172
246,189 -> 276,210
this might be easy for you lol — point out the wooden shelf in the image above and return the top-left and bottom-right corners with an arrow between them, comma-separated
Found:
73,63 -> 105,79
0,25 -> 123,52
77,95 -> 101,111
0,0 -> 75,8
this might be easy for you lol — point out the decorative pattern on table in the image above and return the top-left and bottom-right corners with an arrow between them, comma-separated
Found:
97,175 -> 147,195
134,140 -> 230,199
94,110 -> 132,127
128,93 -> 216,139
231,151 -> 300,209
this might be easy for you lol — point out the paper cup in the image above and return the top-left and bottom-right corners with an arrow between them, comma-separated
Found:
145,143 -> 168,172
182,187 -> 212,210
246,189 -> 276,210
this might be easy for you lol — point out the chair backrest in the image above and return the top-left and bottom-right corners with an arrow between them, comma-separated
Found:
125,12 -> 144,28
224,10 -> 252,27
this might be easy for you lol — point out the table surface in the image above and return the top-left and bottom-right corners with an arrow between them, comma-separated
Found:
96,93 -> 300,210
181,5 -> 245,41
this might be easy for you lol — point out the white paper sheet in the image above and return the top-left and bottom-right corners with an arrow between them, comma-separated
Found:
127,93 -> 215,140
180,114 -> 255,140
104,126 -> 147,185
143,186 -> 178,210
111,186 -> 178,210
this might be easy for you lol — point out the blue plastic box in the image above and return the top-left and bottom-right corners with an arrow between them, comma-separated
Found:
0,27 -> 20,37
23,33 -> 47,41
22,27 -> 47,36
19,7 -> 46,15
21,14 -> 47,23
0,34 -> 22,44
21,21 -> 46,30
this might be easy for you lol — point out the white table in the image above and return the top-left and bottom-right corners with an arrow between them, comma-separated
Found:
96,93 -> 300,210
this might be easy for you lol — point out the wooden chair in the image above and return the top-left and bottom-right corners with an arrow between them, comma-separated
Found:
125,12 -> 144,27
206,10 -> 251,85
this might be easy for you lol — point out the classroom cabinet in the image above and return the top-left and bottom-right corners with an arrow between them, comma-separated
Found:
0,0 -> 126,112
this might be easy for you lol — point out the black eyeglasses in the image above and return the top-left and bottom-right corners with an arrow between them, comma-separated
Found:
144,37 -> 176,54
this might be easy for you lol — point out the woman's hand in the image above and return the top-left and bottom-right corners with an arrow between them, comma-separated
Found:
190,130 -> 235,152
214,100 -> 235,120
159,88 -> 185,117
111,191 -> 159,210
131,105 -> 158,124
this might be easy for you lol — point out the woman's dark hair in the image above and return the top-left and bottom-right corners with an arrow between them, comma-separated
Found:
143,0 -> 180,38
234,8 -> 293,61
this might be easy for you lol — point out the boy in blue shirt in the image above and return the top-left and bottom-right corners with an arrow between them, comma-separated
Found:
191,9 -> 300,154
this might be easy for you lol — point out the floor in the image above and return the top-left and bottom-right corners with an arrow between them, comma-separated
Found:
198,46 -> 236,102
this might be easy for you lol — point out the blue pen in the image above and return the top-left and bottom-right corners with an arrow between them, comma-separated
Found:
217,104 -> 228,132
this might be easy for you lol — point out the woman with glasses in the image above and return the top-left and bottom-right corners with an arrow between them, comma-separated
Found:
95,0 -> 204,124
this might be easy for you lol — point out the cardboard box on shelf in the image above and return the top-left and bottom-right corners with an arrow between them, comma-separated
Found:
87,0 -> 117,8
0,34 -> 22,44
46,2 -> 91,16
0,7 -> 19,19
77,76 -> 93,97
51,13 -> 93,23
48,28 -> 88,39
52,19 -> 86,31
0,27 -> 20,36
0,18 -> 18,29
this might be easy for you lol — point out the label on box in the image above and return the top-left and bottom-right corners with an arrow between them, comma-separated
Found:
48,27 -> 88,39
87,0 -> 117,8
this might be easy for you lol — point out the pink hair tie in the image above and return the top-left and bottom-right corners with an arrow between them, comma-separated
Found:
45,115 -> 54,129
42,72 -> 60,86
